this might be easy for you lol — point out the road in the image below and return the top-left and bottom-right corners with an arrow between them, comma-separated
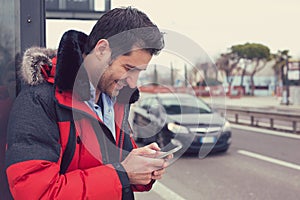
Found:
135,125 -> 300,200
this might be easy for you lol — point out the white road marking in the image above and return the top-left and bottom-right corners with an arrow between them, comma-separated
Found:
238,150 -> 300,171
152,181 -> 186,200
231,124 -> 300,139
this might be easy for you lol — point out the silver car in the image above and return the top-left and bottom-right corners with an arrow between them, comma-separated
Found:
131,93 -> 232,154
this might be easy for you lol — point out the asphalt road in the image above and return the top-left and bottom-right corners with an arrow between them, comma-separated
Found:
135,125 -> 300,200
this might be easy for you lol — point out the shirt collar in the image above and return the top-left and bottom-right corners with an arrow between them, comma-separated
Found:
89,82 -> 96,103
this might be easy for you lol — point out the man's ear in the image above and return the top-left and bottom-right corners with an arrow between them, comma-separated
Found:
94,39 -> 111,59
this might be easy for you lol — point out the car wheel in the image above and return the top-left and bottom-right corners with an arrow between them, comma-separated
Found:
134,134 -> 142,143
132,123 -> 143,143
219,146 -> 229,153
157,132 -> 169,148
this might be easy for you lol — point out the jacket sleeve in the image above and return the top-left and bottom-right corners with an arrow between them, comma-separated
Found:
5,85 -> 132,200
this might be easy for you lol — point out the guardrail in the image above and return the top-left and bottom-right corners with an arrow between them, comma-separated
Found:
213,105 -> 300,134
139,85 -> 226,97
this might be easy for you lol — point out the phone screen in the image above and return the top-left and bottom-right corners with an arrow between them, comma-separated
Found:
156,144 -> 182,159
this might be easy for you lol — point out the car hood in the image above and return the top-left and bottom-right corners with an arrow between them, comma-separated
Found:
167,113 -> 225,126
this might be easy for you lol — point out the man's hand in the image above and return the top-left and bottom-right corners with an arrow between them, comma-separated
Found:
121,143 -> 170,185
151,152 -> 173,180
151,168 -> 165,180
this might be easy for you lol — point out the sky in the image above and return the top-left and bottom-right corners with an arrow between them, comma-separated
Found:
46,0 -> 300,65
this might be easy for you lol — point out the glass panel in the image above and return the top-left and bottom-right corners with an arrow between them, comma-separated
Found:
162,97 -> 212,114
0,0 -> 19,99
0,0 -> 19,199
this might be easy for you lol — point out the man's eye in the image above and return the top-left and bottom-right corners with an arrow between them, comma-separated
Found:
125,66 -> 132,71
124,65 -> 134,71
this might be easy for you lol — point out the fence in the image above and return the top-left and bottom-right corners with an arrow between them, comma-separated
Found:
214,105 -> 300,134
138,85 -> 226,97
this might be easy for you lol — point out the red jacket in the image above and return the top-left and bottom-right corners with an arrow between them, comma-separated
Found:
5,30 -> 153,200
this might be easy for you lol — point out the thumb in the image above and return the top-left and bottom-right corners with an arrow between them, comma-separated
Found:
145,142 -> 161,151
135,143 -> 160,156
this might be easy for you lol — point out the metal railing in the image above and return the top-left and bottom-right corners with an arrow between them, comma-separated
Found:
214,105 -> 300,134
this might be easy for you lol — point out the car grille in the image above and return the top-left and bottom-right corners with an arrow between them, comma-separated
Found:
188,126 -> 222,136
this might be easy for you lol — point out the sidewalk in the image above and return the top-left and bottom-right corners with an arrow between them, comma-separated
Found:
202,96 -> 300,113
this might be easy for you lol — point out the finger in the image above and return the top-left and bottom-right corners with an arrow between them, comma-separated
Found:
155,151 -> 174,159
157,159 -> 168,169
134,145 -> 158,156
146,158 -> 168,171
151,169 -> 165,180
146,157 -> 166,171
166,153 -> 174,160
130,172 -> 153,185
145,142 -> 161,151
152,168 -> 165,176
151,174 -> 162,180
139,143 -> 162,158
127,156 -> 165,172
133,172 -> 152,180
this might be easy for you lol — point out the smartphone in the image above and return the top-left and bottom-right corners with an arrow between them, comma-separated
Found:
156,144 -> 182,159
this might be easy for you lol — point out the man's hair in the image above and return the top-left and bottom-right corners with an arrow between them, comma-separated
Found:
85,7 -> 164,59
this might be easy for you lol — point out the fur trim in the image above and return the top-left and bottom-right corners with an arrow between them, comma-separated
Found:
20,47 -> 56,85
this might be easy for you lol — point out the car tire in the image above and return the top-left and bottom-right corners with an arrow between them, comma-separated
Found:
134,134 -> 143,143
219,146 -> 229,153
132,123 -> 143,143
214,145 -> 229,154
157,132 -> 169,148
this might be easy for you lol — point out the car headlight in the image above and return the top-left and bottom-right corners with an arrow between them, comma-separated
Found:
222,121 -> 231,132
167,123 -> 189,134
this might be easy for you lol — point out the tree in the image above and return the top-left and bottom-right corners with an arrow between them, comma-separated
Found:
230,43 -> 271,95
215,52 -> 241,94
271,50 -> 291,90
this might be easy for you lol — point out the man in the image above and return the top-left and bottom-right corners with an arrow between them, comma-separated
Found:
6,7 -> 168,199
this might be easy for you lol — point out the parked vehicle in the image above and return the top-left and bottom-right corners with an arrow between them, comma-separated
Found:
131,93 -> 232,154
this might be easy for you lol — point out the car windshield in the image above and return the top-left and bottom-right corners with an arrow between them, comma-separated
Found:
161,96 -> 212,115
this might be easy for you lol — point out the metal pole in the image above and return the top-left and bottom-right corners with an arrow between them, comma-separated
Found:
298,62 -> 300,85
153,64 -> 158,84
20,0 -> 45,50
184,64 -> 188,87
89,0 -> 94,10
59,0 -> 66,10
19,0 -> 45,93
105,0 -> 111,11
170,62 -> 174,86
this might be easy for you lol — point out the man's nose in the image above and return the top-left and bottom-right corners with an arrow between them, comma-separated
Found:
126,71 -> 140,88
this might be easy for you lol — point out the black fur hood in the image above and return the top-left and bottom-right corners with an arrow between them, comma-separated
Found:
20,30 -> 139,104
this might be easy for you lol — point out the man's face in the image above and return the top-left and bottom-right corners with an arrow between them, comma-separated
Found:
98,49 -> 152,97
